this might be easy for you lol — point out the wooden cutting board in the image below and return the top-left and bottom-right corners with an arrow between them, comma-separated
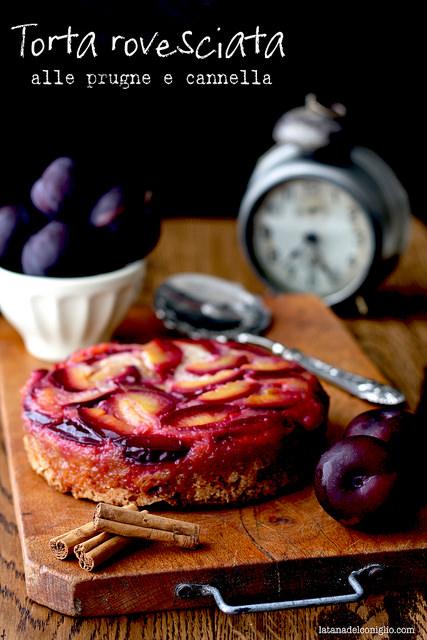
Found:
1,294 -> 426,616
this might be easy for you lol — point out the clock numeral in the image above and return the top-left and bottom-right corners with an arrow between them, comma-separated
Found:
259,225 -> 271,239
355,229 -> 366,244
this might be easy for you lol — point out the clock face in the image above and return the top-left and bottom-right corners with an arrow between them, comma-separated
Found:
252,178 -> 375,303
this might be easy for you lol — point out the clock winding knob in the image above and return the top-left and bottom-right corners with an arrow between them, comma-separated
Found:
273,94 -> 346,151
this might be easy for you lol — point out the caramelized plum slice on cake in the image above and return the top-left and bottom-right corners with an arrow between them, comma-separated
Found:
245,377 -> 309,407
77,387 -> 175,436
53,351 -> 148,390
162,404 -> 289,443
172,368 -> 241,394
49,418 -> 106,446
142,339 -> 182,375
186,353 -> 248,375
198,380 -> 259,403
241,358 -> 299,374
165,404 -> 237,430
105,389 -> 175,428
30,382 -> 116,415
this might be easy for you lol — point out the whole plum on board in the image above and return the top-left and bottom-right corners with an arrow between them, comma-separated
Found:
344,408 -> 421,448
344,407 -> 425,493
314,436 -> 403,528
314,408 -> 425,530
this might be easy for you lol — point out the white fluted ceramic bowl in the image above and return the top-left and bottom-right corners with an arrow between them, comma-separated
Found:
0,260 -> 146,361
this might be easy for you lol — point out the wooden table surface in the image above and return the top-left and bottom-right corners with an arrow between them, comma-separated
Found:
1,217 -> 427,639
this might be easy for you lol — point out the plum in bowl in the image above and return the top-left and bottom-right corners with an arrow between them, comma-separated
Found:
0,157 -> 160,360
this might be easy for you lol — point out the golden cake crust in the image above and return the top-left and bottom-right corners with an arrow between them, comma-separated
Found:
24,433 -> 295,506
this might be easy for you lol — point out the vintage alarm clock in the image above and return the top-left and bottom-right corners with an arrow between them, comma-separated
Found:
238,95 -> 410,306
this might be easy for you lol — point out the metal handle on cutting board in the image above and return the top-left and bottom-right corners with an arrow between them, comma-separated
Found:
175,563 -> 384,614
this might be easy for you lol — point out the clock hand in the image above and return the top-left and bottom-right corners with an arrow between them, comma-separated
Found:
304,233 -> 340,285
307,251 -> 317,288
302,233 -> 323,288
315,253 -> 340,284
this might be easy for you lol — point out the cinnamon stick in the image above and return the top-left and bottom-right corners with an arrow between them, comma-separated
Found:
93,518 -> 199,549
94,503 -> 200,538
74,532 -> 111,559
78,536 -> 136,572
49,503 -> 138,560
49,521 -> 96,560
73,503 -> 139,571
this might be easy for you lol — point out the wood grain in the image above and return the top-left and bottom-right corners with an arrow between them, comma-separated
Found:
0,217 -> 426,638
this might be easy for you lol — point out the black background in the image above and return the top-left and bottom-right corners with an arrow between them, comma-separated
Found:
0,1 -> 424,219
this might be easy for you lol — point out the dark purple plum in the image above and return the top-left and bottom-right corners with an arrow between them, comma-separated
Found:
30,157 -> 76,218
90,186 -> 126,227
344,408 -> 421,448
89,185 -> 160,271
21,221 -> 71,276
21,220 -> 100,277
21,219 -> 120,277
0,205 -> 45,271
314,436 -> 403,528
0,205 -> 20,259
6,157 -> 160,276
